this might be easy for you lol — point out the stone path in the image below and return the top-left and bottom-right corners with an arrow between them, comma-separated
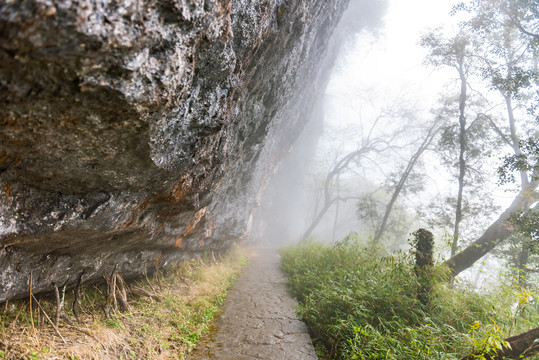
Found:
187,247 -> 318,360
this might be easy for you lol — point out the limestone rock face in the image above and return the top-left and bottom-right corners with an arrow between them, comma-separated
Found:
0,0 -> 348,301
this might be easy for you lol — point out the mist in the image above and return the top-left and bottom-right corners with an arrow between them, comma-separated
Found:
1,0 -> 537,358
251,0 -> 538,290
250,0 -> 390,247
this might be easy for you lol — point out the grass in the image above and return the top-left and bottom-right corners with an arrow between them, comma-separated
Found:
281,234 -> 538,360
0,245 -> 250,359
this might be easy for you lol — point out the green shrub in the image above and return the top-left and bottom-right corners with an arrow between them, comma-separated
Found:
281,234 -> 537,360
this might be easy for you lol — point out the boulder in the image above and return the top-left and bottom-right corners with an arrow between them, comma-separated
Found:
0,0 -> 348,301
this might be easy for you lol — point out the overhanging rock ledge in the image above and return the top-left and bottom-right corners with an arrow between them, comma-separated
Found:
0,0 -> 349,302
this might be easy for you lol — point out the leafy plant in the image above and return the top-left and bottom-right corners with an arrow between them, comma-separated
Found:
0,246 -> 249,359
281,236 -> 537,359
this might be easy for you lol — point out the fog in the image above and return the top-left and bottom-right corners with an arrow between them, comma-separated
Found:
253,0 -> 459,246
251,0 -> 538,288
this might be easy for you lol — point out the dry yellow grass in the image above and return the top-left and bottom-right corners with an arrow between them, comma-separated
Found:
0,246 -> 250,359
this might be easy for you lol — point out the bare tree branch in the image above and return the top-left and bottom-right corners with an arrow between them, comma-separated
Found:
372,121 -> 440,243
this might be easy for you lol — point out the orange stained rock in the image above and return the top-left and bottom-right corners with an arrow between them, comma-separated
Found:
3,184 -> 11,200
154,251 -> 162,268
174,237 -> 183,248
122,198 -> 153,229
171,175 -> 192,200
154,221 -> 167,236
173,207 -> 207,248
60,117 -> 78,126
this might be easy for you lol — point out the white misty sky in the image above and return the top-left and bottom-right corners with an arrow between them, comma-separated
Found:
321,0 -> 463,186
318,0 -> 516,239
327,0 -> 462,119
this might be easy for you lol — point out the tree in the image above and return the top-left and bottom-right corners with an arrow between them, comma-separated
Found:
421,29 -> 502,256
370,120 -> 440,243
495,141 -> 539,286
440,0 -> 539,277
464,326 -> 539,359
444,177 -> 538,277
302,103 -> 427,242
356,188 -> 415,248
301,114 -> 397,241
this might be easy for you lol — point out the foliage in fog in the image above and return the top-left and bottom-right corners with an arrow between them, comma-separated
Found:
283,0 -> 539,358
303,0 -> 538,277
281,236 -> 538,359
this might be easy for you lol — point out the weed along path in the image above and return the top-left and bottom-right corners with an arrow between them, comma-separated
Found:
188,247 -> 318,360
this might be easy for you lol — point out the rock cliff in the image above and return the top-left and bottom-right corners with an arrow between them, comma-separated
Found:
0,0 -> 349,302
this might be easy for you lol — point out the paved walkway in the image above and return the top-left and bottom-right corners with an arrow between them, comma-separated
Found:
188,247 -> 318,360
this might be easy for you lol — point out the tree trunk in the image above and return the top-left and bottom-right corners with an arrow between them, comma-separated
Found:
452,60 -> 468,257
444,180 -> 538,277
332,176 -> 341,242
372,122 -> 439,243
517,242 -> 530,288
413,229 -> 434,306
301,146 -> 371,241
504,94 -> 529,187
463,326 -> 539,360
302,201 -> 334,241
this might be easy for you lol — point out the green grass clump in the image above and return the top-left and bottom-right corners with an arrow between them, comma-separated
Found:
0,246 -> 250,360
281,234 -> 537,360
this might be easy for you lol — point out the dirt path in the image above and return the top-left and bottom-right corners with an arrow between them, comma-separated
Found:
188,247 -> 318,360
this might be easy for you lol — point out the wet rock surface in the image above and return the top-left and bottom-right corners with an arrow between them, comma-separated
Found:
188,247 -> 317,360
0,0 -> 349,301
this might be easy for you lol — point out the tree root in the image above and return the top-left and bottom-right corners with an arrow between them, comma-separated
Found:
463,326 -> 539,360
